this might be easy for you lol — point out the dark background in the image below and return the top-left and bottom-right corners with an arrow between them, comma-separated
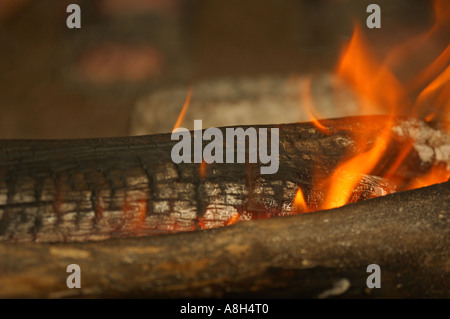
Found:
0,0 -> 436,138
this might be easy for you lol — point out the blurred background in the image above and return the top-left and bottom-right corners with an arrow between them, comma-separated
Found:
0,0 -> 439,138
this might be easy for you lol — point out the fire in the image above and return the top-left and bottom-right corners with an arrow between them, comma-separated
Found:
293,187 -> 308,213
300,77 -> 330,134
167,3 -> 449,220
297,3 -> 450,212
172,86 -> 193,132
407,46 -> 450,95
415,65 -> 450,120
323,123 -> 392,209
408,165 -> 450,190
432,0 -> 450,29
336,23 -> 409,115
319,22 -> 401,210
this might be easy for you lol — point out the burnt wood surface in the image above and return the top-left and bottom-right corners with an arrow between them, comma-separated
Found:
0,115 -> 448,298
0,180 -> 448,298
0,115 -> 427,243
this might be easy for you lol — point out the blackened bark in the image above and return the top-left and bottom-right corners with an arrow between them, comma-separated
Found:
0,180 -> 448,298
0,116 -> 441,242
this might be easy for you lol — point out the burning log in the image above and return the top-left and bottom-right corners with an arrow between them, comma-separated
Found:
0,180 -> 448,298
0,115 -> 448,243
0,115 -> 448,298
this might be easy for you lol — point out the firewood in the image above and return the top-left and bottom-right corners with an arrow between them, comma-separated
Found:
0,115 -> 446,243
0,180 -> 448,298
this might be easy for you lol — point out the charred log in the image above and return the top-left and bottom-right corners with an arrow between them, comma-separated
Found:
0,180 -> 448,298
0,115 -> 447,242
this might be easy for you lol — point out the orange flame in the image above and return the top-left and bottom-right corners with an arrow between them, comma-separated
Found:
336,23 -> 409,115
415,65 -> 450,119
293,187 -> 309,213
432,0 -> 450,28
172,85 -> 193,132
320,24 -> 401,210
323,119 -> 393,209
408,165 -> 450,190
300,77 -> 330,134
406,45 -> 450,94
294,6 -> 450,212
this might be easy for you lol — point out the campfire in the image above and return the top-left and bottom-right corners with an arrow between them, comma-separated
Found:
0,1 -> 448,299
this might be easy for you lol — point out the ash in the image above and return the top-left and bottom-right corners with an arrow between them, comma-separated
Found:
392,119 -> 450,169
